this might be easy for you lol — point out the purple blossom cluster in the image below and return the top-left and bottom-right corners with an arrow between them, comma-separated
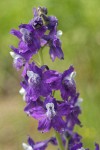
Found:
10,7 -> 64,71
10,7 -> 99,150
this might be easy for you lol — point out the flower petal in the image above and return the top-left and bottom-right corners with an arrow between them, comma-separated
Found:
52,115 -> 66,132
10,29 -> 22,38
38,117 -> 51,132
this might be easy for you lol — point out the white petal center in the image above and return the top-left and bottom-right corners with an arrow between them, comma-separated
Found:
27,71 -> 40,84
57,30 -> 63,37
20,28 -> 31,42
46,103 -> 56,119
77,147 -> 85,150
22,143 -> 33,150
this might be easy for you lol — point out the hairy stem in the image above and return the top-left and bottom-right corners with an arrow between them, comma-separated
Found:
55,131 -> 65,150
38,48 -> 44,66
53,90 -> 65,150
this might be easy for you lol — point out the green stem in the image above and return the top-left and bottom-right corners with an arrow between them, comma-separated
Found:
65,138 -> 68,150
55,131 -> 65,150
38,48 -> 44,66
52,90 -> 55,97
53,90 -> 65,150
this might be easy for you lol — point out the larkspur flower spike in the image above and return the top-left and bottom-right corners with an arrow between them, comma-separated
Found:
10,6 -> 99,150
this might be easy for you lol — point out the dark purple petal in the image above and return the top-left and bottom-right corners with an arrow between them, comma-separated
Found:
60,82 -> 76,100
30,17 -> 43,28
49,46 -> 57,61
95,143 -> 99,150
24,99 -> 43,111
43,34 -> 50,41
13,57 -> 25,70
19,24 -> 41,51
44,70 -> 60,83
49,137 -> 57,145
38,117 -> 51,132
49,40 -> 64,61
40,38 -> 47,47
47,16 -> 58,29
60,66 -> 76,100
11,46 -> 33,61
70,93 -> 80,105
28,105 -> 45,120
27,136 -> 57,150
21,63 -> 51,102
66,130 -> 82,147
10,29 -> 22,38
26,86 -> 40,102
57,102 -> 71,116
40,82 -> 51,97
21,63 -> 29,77
62,66 -> 74,79
52,115 -> 66,132
28,137 -> 35,148
34,138 -> 54,150
19,24 -> 33,31
66,106 -> 81,130
41,65 -> 49,72
24,98 -> 45,119
34,141 -> 48,150
19,41 -> 29,53
33,8 -> 38,17
20,78 -> 28,90
44,70 -> 61,90
36,26 -> 47,37
70,142 -> 83,150
34,65 -> 42,77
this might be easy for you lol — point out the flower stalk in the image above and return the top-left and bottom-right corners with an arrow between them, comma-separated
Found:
55,131 -> 65,150
38,47 -> 44,66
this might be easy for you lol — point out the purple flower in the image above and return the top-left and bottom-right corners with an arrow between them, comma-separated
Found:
24,96 -> 71,133
30,8 -> 43,28
21,63 -> 51,102
10,29 -> 22,39
43,25 -> 64,61
10,46 -> 33,62
70,142 -> 83,150
69,142 -> 99,150
67,134 -> 99,150
65,130 -> 82,149
44,69 -> 61,90
69,93 -> 81,106
60,66 -> 76,100
10,6 -> 63,63
95,143 -> 99,150
29,7 -> 47,28
18,24 -> 41,52
10,51 -> 26,70
22,136 -> 57,150
41,14 -> 58,30
10,22 -> 47,63
66,104 -> 81,130
29,7 -> 48,47
47,16 -> 58,29
44,66 -> 76,100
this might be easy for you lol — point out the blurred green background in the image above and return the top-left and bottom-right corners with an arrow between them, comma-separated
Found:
0,0 -> 100,149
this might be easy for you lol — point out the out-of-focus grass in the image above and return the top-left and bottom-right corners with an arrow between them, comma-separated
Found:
0,0 -> 100,149
0,96 -> 56,150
